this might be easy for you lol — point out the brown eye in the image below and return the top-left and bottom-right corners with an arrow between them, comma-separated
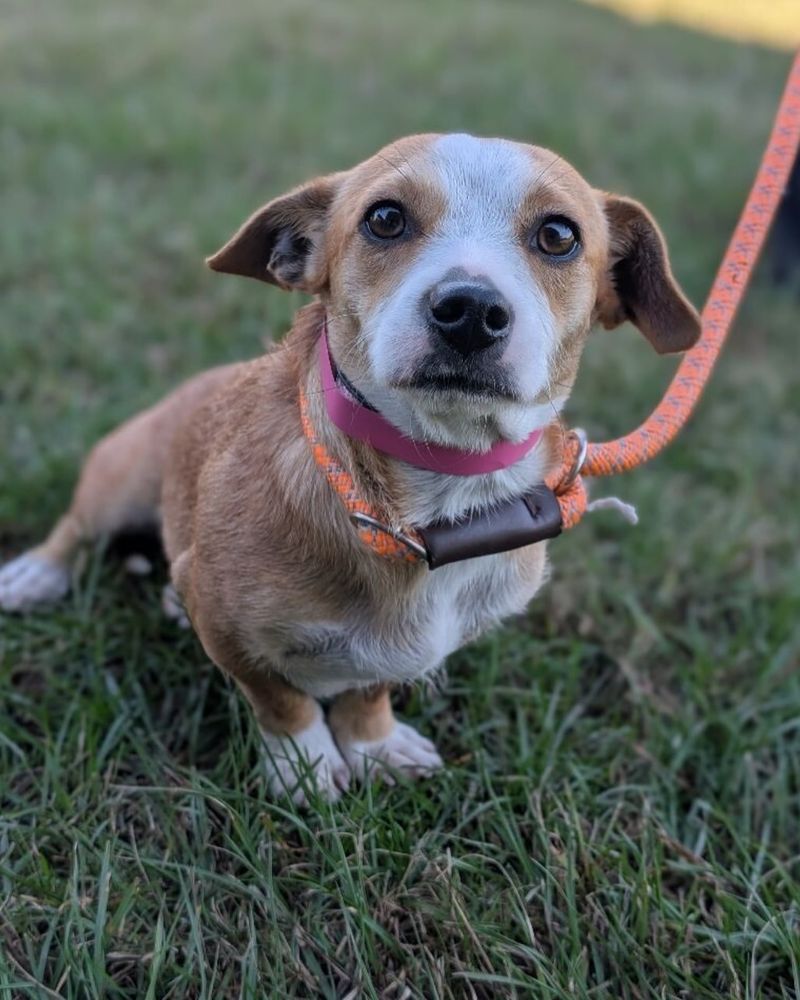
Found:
364,201 -> 406,239
536,217 -> 579,258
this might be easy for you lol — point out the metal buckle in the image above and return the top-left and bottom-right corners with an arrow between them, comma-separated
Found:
561,428 -> 588,489
349,512 -> 428,559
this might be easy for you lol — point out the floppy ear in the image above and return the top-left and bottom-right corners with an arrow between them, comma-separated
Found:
595,194 -> 701,354
207,175 -> 340,291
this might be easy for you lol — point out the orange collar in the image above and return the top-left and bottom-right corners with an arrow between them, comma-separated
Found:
298,382 -> 424,563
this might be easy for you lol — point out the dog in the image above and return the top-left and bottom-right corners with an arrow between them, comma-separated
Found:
0,134 -> 700,803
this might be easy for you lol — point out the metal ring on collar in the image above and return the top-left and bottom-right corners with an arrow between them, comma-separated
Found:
561,428 -> 589,489
349,512 -> 428,559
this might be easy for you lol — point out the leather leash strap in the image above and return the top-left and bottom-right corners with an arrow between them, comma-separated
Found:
548,50 -> 800,530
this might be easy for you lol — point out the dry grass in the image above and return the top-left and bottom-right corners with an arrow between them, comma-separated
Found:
583,0 -> 800,49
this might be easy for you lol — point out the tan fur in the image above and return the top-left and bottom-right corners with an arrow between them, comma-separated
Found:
328,685 -> 394,745
237,668 -> 321,736
36,364 -> 243,563
2,134 -> 700,801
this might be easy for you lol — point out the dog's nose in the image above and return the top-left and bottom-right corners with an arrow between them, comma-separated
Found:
427,281 -> 512,356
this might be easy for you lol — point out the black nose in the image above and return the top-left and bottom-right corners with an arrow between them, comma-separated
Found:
427,282 -> 512,356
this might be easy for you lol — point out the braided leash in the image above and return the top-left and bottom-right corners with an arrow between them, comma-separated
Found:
547,51 -> 800,530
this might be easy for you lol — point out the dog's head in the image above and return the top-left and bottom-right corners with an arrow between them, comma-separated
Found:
209,134 -> 700,450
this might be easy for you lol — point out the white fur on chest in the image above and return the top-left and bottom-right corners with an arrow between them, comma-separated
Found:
270,547 -> 547,699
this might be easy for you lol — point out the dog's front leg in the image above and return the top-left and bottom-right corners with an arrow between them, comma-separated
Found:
329,685 -> 443,785
235,668 -> 350,805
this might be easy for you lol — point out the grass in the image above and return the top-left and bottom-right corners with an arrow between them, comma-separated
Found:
1,0 -> 799,996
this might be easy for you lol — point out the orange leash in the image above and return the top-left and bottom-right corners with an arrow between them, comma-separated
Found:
298,385 -> 422,561
547,51 -> 800,530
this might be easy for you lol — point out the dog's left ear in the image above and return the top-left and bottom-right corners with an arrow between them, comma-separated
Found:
595,194 -> 701,354
207,175 -> 341,291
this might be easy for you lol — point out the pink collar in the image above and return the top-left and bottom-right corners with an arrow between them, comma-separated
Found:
319,325 -> 543,477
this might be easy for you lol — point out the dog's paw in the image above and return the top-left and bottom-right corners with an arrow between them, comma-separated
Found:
0,552 -> 70,613
338,720 -> 443,785
161,583 -> 191,629
261,708 -> 351,806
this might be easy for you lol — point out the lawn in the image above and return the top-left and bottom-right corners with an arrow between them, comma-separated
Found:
1,0 -> 799,997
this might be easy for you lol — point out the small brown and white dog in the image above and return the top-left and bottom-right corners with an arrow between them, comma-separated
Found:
0,134 -> 700,803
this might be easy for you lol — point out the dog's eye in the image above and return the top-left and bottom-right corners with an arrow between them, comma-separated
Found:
364,202 -> 406,240
535,218 -> 579,258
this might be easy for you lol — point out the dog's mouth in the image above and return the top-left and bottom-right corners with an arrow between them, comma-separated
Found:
393,358 -> 519,401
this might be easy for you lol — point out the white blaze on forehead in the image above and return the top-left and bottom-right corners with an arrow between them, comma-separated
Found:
422,134 -> 550,305
431,133 -> 537,243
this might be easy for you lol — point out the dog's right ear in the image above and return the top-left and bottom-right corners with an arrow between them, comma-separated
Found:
207,175 -> 341,291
